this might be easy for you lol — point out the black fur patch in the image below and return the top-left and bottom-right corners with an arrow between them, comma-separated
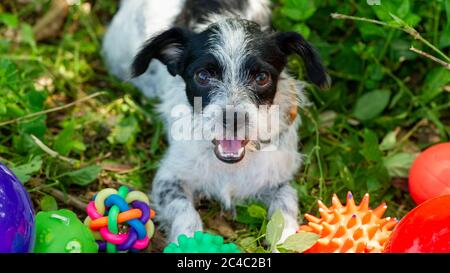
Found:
132,28 -> 193,77
154,180 -> 188,207
276,32 -> 331,89
175,0 -> 249,26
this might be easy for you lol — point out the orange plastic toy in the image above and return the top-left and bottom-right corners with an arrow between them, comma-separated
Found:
299,192 -> 398,253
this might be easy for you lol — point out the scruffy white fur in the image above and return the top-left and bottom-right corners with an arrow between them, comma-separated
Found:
103,0 -> 304,244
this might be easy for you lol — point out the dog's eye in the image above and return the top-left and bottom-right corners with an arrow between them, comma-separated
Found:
255,72 -> 271,87
194,69 -> 212,86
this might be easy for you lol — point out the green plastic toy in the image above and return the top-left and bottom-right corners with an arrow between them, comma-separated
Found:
164,231 -> 241,253
34,209 -> 98,253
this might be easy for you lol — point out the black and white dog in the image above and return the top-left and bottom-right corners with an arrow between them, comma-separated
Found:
103,0 -> 329,244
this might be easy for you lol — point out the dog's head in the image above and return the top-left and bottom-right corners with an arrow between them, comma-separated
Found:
132,18 -> 329,164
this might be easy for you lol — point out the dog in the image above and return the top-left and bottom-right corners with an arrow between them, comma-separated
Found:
102,0 -> 329,244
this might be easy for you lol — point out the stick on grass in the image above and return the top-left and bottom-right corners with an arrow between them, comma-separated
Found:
410,47 -> 450,70
44,187 -> 88,212
0,91 -> 106,127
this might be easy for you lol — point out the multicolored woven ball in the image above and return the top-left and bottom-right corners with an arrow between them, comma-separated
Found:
84,186 -> 155,253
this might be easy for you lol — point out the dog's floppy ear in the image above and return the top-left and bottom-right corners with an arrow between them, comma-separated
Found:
276,32 -> 330,89
132,27 -> 192,77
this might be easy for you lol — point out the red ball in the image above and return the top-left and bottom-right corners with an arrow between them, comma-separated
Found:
409,142 -> 450,205
384,194 -> 450,253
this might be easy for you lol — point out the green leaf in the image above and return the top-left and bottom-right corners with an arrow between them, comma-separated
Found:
383,153 -> 418,177
0,98 -> 6,115
26,90 -> 46,112
278,232 -> 319,253
379,131 -> 397,151
389,12 -> 405,26
18,116 -> 47,139
440,24 -> 450,48
280,0 -> 316,21
373,0 -> 411,22
333,47 -> 363,75
108,115 -> 140,145
266,209 -> 284,251
238,237 -> 258,253
367,176 -> 382,191
361,129 -> 382,162
367,64 -> 384,82
420,68 -> 450,104
63,165 -> 102,186
396,0 -> 411,18
20,23 -> 36,51
446,0 -> 450,24
358,23 -> 386,39
40,195 -> 58,212
292,23 -> 311,39
353,89 -> 391,121
404,13 -> 421,27
10,156 -> 43,183
0,13 -> 18,28
54,121 -> 76,156
236,206 -> 265,225
247,204 -> 267,220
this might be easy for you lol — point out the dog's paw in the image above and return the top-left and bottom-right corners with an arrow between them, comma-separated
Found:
168,224 -> 204,243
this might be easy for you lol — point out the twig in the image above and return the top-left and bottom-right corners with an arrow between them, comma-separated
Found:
410,47 -> 450,70
0,91 -> 106,127
331,13 -> 450,63
30,134 -> 78,164
331,13 -> 394,28
396,118 -> 428,148
44,187 -> 88,212
28,181 -> 60,193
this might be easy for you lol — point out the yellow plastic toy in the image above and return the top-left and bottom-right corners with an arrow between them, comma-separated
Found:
299,192 -> 397,253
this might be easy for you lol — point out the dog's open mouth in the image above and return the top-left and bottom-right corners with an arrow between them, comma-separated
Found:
213,139 -> 249,164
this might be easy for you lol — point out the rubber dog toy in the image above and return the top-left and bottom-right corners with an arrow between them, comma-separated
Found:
0,162 -> 35,253
299,192 -> 397,253
84,186 -> 155,253
34,209 -> 98,253
164,231 -> 241,253
408,142 -> 450,204
384,194 -> 450,253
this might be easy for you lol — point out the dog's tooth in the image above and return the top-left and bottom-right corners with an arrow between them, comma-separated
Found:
218,144 -> 224,155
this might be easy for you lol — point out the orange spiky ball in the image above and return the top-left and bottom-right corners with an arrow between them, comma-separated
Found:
299,192 -> 398,253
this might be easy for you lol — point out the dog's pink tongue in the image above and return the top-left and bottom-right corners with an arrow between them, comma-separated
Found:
219,140 -> 242,153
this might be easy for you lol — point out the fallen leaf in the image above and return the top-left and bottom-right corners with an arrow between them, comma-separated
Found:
278,232 -> 320,253
10,156 -> 43,183
383,152 -> 418,177
266,209 -> 284,251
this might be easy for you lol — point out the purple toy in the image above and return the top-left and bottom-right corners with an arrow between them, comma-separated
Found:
0,162 -> 35,253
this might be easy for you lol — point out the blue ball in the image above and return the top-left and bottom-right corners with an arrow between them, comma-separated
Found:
0,162 -> 35,253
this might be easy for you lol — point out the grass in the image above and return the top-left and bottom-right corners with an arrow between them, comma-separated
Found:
1,0 -> 449,253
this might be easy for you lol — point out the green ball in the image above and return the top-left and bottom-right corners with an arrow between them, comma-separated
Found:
34,209 -> 98,253
163,231 -> 241,253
